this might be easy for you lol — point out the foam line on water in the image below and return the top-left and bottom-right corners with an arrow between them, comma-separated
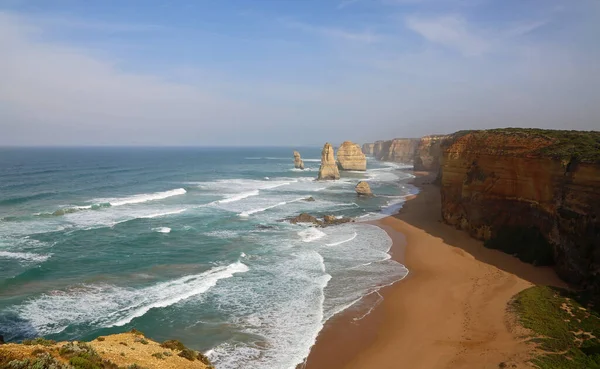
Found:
215,190 -> 260,204
0,251 -> 51,263
105,188 -> 187,206
297,228 -> 326,243
325,232 -> 357,246
238,197 -> 305,217
152,227 -> 171,234
3,262 -> 249,338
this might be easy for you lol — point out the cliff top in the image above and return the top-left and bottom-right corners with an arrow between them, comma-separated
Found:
0,331 -> 213,369
451,128 -> 600,163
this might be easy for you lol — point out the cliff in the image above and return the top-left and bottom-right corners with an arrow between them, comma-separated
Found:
317,143 -> 340,180
440,128 -> 600,288
337,141 -> 366,171
373,140 -> 387,159
414,135 -> 452,172
379,138 -> 419,163
0,331 -> 213,369
362,143 -> 374,156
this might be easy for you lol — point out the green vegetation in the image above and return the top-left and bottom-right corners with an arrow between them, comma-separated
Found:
150,353 -> 163,360
59,342 -> 117,369
177,348 -> 196,361
159,340 -> 185,351
132,338 -> 147,345
482,128 -> 600,163
485,226 -> 554,266
512,286 -> 600,368
2,352 -> 70,369
21,338 -> 56,346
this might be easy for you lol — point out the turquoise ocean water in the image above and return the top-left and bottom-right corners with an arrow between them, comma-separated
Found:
0,147 -> 413,369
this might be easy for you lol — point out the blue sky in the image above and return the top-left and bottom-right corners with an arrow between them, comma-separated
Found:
1,0 -> 598,146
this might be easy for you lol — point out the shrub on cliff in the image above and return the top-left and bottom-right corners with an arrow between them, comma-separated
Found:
484,226 -> 554,266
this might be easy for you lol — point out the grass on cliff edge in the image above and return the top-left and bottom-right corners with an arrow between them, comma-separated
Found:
451,128 -> 600,163
512,286 -> 600,368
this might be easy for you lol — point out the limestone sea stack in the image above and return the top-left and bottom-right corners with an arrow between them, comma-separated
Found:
317,143 -> 340,180
355,181 -> 372,196
337,141 -> 367,171
293,151 -> 305,170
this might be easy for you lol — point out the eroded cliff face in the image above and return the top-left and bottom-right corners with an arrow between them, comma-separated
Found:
414,135 -> 452,172
373,140 -> 387,159
379,138 -> 419,163
440,130 -> 600,288
337,141 -> 366,171
362,143 -> 374,156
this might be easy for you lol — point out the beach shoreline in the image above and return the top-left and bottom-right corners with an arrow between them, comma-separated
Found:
303,171 -> 566,369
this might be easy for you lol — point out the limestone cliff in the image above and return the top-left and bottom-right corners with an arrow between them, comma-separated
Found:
355,181 -> 372,196
440,129 -> 600,288
337,141 -> 367,171
317,143 -> 340,180
414,135 -> 452,172
379,138 -> 419,163
293,151 -> 305,170
362,143 -> 374,156
373,140 -> 387,159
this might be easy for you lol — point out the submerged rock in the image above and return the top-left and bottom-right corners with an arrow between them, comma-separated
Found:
355,181 -> 373,196
317,143 -> 340,180
323,215 -> 352,226
293,151 -> 305,170
304,197 -> 316,202
337,141 -> 366,171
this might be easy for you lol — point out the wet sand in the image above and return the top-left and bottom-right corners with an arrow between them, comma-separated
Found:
303,172 -> 565,369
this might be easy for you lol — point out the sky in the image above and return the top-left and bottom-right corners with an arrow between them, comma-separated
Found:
0,0 -> 599,146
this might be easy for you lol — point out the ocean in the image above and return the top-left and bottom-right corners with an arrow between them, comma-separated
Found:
0,147 -> 413,369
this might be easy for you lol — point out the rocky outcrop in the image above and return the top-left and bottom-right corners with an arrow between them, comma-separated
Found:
293,151 -> 305,170
0,331 -> 213,369
379,138 -> 419,163
337,141 -> 367,171
362,143 -> 375,156
414,135 -> 452,172
317,143 -> 340,180
355,181 -> 372,196
289,213 -> 352,227
440,129 -> 600,289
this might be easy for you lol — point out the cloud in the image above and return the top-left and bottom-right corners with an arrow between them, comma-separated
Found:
405,14 -> 488,56
282,20 -> 382,43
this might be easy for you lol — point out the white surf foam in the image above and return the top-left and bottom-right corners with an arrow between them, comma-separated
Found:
5,262 -> 249,337
141,209 -> 187,219
238,197 -> 304,217
93,188 -> 187,207
297,228 -> 326,243
153,227 -> 171,234
216,190 -> 260,204
325,232 -> 357,246
0,251 -> 51,263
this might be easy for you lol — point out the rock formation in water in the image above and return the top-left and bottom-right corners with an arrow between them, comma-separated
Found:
317,143 -> 340,180
288,213 -> 352,227
440,129 -> 600,289
362,143 -> 375,156
337,141 -> 367,171
355,181 -> 373,196
414,135 -> 452,172
293,151 -> 305,170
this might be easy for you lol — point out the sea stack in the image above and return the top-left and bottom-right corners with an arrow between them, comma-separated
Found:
337,141 -> 367,171
293,151 -> 305,170
355,181 -> 372,196
317,143 -> 340,180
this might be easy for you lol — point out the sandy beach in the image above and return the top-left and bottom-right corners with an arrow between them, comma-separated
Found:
304,172 -> 566,369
